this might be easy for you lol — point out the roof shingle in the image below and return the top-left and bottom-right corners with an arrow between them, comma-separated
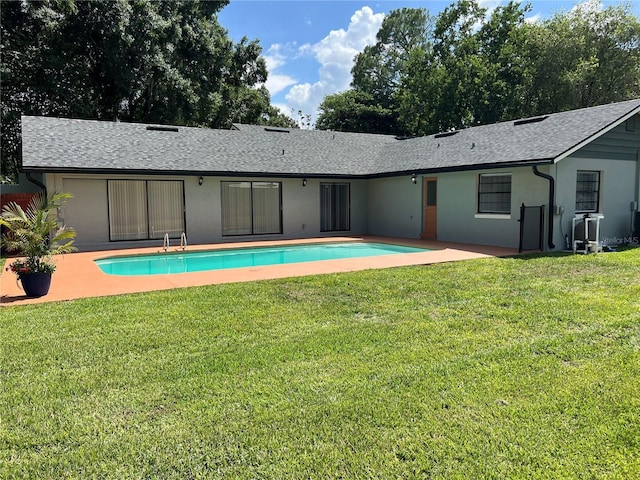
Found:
21,99 -> 640,177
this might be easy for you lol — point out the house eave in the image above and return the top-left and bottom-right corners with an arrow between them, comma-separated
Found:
368,158 -> 555,179
20,166 -> 372,180
22,157 -> 556,179
554,103 -> 640,163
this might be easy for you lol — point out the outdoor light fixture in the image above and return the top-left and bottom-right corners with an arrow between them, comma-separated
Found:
302,178 -> 307,187
198,176 -> 204,186
411,174 -> 417,184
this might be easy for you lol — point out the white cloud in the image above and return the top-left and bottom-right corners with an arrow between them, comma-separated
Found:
284,6 -> 385,125
266,74 -> 298,97
264,44 -> 287,70
263,44 -> 297,96
478,0 -> 502,10
525,13 -> 542,24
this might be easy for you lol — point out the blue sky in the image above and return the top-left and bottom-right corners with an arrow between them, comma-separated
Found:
218,0 -> 640,124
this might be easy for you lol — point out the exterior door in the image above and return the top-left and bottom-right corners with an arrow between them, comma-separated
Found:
421,177 -> 437,239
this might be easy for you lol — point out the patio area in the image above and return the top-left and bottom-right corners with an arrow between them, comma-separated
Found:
1,236 -> 518,306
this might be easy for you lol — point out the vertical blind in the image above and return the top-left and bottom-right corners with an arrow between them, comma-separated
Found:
108,180 -> 148,241
108,180 -> 184,241
221,181 -> 282,236
221,182 -> 252,235
148,181 -> 185,239
252,182 -> 281,234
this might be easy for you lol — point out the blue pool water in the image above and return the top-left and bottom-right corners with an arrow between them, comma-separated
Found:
95,242 -> 430,276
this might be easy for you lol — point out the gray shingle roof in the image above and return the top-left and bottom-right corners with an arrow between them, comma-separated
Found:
375,99 -> 640,174
21,117 -> 396,177
21,99 -> 640,177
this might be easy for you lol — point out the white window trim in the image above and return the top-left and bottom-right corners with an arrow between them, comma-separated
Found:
474,213 -> 511,220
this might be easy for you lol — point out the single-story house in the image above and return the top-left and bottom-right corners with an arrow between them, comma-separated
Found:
19,99 -> 640,252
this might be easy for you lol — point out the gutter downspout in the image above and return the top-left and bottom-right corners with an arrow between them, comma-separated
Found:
26,172 -> 47,197
634,149 -> 640,234
636,149 -> 640,206
532,165 -> 555,250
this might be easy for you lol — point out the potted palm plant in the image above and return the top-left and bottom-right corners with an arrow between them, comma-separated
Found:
1,192 -> 76,297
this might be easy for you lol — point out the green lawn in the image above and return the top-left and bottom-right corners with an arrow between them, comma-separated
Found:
1,250 -> 639,478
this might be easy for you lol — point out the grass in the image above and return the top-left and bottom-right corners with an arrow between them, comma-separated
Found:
1,249 -> 639,478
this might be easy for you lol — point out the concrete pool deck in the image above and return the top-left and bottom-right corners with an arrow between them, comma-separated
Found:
1,236 -> 518,306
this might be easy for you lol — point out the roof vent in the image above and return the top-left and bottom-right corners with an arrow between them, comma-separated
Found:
514,115 -> 548,126
146,125 -> 179,132
264,127 -> 290,133
395,135 -> 414,140
434,130 -> 459,138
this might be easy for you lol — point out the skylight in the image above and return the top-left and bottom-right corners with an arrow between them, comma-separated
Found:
434,131 -> 459,138
514,115 -> 548,126
146,126 -> 179,132
264,127 -> 290,133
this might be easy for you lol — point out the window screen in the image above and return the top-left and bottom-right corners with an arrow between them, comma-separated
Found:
575,171 -> 600,213
478,173 -> 511,214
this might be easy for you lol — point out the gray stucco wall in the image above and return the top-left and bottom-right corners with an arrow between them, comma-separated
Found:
367,175 -> 422,238
368,168 -> 549,248
437,167 -> 549,248
554,157 -> 639,248
553,118 -> 640,248
47,174 -> 369,251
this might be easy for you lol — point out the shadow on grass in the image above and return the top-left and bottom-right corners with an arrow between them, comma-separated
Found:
509,245 -> 639,261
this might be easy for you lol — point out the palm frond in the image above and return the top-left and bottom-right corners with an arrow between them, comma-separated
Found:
1,191 -> 77,265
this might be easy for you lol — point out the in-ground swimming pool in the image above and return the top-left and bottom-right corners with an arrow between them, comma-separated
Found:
95,242 -> 431,276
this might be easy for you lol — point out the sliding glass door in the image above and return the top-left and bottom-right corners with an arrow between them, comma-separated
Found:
221,181 -> 282,236
320,183 -> 350,231
108,180 -> 185,241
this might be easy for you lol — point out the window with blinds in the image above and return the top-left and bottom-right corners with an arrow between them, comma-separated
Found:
575,171 -> 600,213
221,181 -> 282,236
108,180 -> 184,241
320,183 -> 350,231
478,173 -> 512,214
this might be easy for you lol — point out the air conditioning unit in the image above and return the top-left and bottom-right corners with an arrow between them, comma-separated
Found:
572,214 -> 604,254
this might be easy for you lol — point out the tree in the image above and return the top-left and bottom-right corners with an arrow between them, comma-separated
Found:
524,0 -> 640,114
401,0 -> 640,135
0,0 -> 292,181
474,1 -> 533,123
319,0 -> 639,139
352,8 -> 431,105
399,0 -> 488,135
261,107 -> 299,129
317,7 -> 431,134
316,90 -> 395,133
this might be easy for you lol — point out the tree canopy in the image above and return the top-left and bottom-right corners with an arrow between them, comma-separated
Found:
316,0 -> 640,136
0,0 -> 295,181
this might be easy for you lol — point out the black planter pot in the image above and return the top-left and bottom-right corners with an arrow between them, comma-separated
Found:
19,272 -> 52,297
